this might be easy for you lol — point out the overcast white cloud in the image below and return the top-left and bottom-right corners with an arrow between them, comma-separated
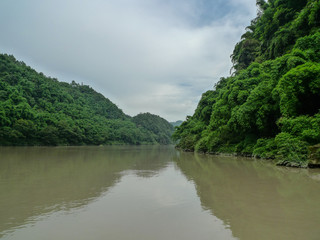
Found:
0,0 -> 257,121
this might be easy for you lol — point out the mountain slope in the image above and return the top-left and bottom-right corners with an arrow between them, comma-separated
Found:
173,0 -> 320,167
170,120 -> 183,128
132,113 -> 174,145
0,54 -> 173,146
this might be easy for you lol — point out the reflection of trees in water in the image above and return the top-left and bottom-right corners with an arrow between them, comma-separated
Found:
174,152 -> 320,240
0,145 -> 174,236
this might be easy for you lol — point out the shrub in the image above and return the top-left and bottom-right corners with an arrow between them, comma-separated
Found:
253,138 -> 278,159
274,132 -> 309,167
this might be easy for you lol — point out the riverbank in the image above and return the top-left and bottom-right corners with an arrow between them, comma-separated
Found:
176,144 -> 320,168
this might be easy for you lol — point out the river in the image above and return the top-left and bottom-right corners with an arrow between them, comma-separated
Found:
0,145 -> 320,240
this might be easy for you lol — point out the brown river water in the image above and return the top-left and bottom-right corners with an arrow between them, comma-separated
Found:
0,145 -> 320,240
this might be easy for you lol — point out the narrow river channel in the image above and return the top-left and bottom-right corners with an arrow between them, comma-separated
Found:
1,146 -> 319,240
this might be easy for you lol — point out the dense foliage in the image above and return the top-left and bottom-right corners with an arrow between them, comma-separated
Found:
132,113 -> 174,145
0,54 -> 173,146
173,0 -> 320,167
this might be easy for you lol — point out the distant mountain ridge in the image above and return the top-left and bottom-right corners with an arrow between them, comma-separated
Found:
0,54 -> 173,145
170,120 -> 183,127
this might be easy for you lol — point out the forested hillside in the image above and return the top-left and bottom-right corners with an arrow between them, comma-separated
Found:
173,0 -> 320,167
132,113 -> 174,145
0,54 -> 173,146
170,120 -> 183,128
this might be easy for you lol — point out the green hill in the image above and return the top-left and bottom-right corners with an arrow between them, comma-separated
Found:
173,0 -> 320,167
133,113 -> 174,145
170,120 -> 183,128
0,54 -> 173,146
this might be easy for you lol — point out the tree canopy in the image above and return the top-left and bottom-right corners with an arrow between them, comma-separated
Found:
0,54 -> 174,146
173,0 -> 320,167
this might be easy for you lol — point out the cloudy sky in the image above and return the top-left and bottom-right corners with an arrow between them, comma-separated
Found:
0,0 -> 257,121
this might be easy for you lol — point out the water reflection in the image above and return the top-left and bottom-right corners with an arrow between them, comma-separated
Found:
0,145 -> 173,237
2,146 -> 320,240
174,152 -> 320,240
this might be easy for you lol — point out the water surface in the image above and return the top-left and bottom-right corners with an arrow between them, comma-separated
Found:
0,146 -> 320,240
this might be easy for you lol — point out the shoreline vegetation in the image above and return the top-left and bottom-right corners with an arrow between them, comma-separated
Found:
0,54 -> 174,146
175,144 -> 320,168
173,0 -> 320,168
